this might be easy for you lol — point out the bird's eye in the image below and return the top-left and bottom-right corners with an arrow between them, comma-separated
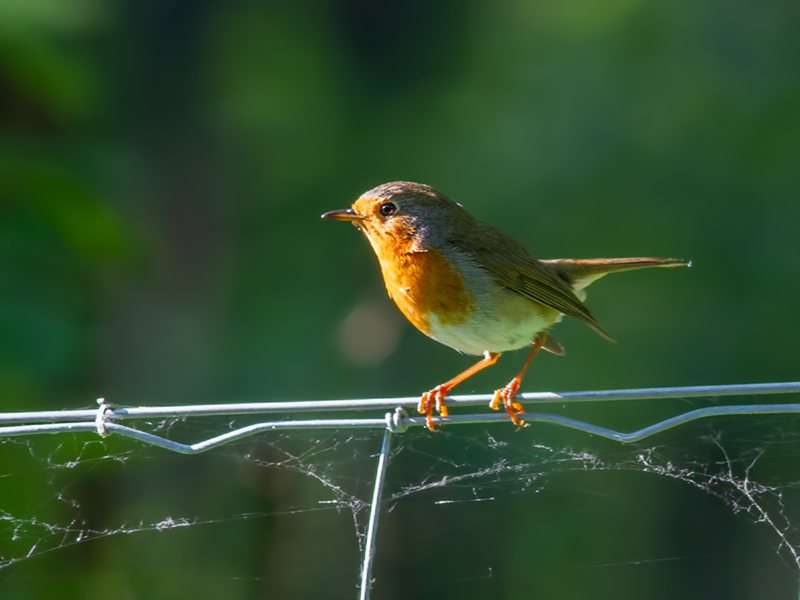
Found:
379,202 -> 397,217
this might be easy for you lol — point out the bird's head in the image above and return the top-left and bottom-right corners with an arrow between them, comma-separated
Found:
321,181 -> 465,254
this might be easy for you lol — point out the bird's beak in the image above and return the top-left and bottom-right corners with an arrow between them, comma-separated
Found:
321,208 -> 364,222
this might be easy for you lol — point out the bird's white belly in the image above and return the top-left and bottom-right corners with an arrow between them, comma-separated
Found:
426,292 -> 562,355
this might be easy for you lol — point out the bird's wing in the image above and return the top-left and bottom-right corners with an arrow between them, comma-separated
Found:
456,224 -> 613,341
492,253 -> 613,340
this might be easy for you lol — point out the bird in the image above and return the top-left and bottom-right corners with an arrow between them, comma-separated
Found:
322,181 -> 690,431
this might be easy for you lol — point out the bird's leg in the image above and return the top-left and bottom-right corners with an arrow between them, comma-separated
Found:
490,332 -> 548,427
419,351 -> 501,431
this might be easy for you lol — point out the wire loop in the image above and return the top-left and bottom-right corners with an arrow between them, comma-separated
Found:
95,397 -> 113,438
385,407 -> 410,434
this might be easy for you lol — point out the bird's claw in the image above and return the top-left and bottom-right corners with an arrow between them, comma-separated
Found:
490,378 -> 528,428
418,385 -> 450,431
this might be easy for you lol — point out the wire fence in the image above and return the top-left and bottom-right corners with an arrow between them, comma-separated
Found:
2,381 -> 799,599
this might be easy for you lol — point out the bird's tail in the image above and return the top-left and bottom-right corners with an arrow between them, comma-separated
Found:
541,257 -> 691,292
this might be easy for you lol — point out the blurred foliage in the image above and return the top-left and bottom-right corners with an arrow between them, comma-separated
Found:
1,0 -> 799,598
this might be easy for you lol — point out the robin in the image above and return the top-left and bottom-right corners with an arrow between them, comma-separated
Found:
322,181 -> 690,430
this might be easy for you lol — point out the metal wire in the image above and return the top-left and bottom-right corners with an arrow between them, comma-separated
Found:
0,382 -> 798,450
2,381 -> 798,425
359,428 -> 393,600
2,381 -> 799,600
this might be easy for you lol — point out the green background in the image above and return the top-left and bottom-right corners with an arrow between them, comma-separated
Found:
2,0 -> 799,598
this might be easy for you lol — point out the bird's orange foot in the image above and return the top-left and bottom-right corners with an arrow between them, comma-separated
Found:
490,378 -> 528,427
418,385 -> 451,431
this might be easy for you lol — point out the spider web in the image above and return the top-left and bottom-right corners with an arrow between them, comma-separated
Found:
0,395 -> 799,599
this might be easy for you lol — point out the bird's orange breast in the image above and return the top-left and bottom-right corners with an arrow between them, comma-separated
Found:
377,248 -> 475,335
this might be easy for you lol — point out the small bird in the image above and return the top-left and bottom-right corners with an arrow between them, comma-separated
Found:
322,182 -> 690,431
